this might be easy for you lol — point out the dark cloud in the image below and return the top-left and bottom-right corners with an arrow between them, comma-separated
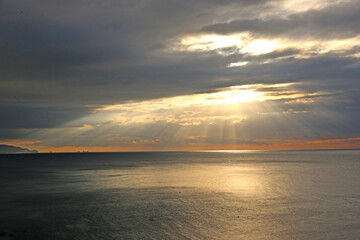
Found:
200,0 -> 360,39
0,0 -> 278,107
0,19 -> 118,81
0,105 -> 90,129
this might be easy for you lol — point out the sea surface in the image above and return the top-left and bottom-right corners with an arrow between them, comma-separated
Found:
0,150 -> 359,239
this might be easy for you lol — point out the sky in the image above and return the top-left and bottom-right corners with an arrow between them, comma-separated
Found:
0,0 -> 360,152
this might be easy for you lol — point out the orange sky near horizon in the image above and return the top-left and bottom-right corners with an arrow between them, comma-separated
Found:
2,137 -> 359,153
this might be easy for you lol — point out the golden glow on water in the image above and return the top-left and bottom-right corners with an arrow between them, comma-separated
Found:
4,151 -> 360,239
83,164 -> 270,196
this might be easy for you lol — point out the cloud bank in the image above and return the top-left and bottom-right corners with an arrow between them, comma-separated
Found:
0,0 -> 359,151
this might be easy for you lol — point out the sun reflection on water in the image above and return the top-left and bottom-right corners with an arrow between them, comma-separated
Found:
77,164 -> 272,197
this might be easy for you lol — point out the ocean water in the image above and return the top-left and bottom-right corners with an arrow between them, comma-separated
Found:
0,150 -> 359,239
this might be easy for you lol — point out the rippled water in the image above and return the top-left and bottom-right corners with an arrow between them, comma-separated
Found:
0,150 -> 359,239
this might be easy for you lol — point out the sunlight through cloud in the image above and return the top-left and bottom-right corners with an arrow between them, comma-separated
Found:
25,80 -> 333,152
180,34 -> 247,51
242,40 -> 278,55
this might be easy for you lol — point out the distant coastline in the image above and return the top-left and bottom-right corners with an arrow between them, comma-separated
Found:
0,145 -> 38,154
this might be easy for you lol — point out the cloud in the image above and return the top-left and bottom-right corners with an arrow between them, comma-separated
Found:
0,105 -> 91,129
200,0 -> 360,40
0,0 -> 359,150
12,82 -> 357,150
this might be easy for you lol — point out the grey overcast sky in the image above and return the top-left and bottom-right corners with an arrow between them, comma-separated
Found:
1,0 -> 359,151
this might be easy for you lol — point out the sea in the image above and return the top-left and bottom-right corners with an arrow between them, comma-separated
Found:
0,150 -> 359,239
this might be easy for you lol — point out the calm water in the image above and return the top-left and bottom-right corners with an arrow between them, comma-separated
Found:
0,150 -> 359,239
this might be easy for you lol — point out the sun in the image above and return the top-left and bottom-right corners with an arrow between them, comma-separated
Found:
201,86 -> 265,105
242,40 -> 278,55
